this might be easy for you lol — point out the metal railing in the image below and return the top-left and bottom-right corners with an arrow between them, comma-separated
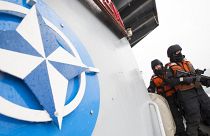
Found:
148,101 -> 166,136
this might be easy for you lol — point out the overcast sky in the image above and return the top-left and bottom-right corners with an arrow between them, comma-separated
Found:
132,0 -> 210,87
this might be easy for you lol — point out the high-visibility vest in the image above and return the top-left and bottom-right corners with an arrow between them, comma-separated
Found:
151,75 -> 175,97
166,60 -> 196,91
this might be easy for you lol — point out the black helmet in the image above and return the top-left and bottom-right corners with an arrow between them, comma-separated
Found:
167,44 -> 182,57
151,59 -> 163,69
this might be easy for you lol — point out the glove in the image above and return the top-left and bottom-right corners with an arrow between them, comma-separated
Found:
207,80 -> 210,87
200,76 -> 210,87
181,77 -> 194,84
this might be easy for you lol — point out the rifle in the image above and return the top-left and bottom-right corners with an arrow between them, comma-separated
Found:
176,69 -> 210,87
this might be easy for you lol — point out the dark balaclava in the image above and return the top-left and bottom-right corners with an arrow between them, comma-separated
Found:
151,59 -> 164,76
167,44 -> 185,62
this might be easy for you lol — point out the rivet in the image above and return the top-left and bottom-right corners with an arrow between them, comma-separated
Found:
60,23 -> 64,28
90,110 -> 94,115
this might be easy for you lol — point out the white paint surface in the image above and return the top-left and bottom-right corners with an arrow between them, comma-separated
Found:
0,96 -> 51,122
44,1 -> 159,135
0,48 -> 43,79
47,47 -> 86,68
0,0 -> 29,16
46,60 -> 67,129
17,6 -> 45,57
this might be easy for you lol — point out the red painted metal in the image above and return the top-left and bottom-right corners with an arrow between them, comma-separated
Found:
93,0 -> 127,36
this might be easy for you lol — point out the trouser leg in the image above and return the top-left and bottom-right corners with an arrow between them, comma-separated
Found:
198,128 -> 209,136
166,96 -> 186,135
178,89 -> 201,136
197,87 -> 210,126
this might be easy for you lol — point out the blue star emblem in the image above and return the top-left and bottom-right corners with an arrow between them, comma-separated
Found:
0,6 -> 92,129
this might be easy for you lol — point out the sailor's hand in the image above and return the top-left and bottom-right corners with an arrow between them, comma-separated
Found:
200,77 -> 210,87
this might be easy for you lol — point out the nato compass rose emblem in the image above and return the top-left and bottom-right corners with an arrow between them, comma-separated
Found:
0,0 -> 100,134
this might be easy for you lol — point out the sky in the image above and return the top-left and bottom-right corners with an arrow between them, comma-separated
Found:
132,0 -> 210,87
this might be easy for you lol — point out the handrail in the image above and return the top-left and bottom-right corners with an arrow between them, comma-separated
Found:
148,101 -> 166,136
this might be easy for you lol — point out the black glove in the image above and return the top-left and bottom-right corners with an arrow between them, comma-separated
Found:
182,76 -> 195,84
207,80 -> 210,87
200,76 -> 210,87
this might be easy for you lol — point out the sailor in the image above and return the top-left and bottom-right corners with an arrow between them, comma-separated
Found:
165,44 -> 210,136
148,59 -> 187,136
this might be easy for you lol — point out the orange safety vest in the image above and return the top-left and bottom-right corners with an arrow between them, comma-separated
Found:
166,59 -> 196,91
151,75 -> 175,97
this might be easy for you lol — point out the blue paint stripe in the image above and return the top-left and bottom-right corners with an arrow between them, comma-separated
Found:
49,60 -> 87,80
56,37 -> 74,56
3,0 -> 31,8
0,13 -> 22,31
24,61 -> 58,125
36,9 -> 74,57
36,9 -> 59,57
0,30 -> 42,57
